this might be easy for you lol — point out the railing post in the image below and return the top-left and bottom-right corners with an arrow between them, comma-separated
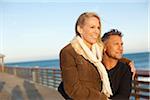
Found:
53,69 -> 56,88
14,67 -> 17,76
134,74 -> 140,100
46,69 -> 49,86
0,55 -> 5,72
32,67 -> 38,83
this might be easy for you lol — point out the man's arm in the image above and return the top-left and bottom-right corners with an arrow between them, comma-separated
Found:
119,57 -> 136,79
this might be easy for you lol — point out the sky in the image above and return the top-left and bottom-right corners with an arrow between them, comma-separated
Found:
0,0 -> 149,62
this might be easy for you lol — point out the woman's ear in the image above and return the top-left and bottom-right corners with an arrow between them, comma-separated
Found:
77,25 -> 83,36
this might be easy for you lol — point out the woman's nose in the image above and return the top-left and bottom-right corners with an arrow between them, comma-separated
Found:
95,28 -> 100,34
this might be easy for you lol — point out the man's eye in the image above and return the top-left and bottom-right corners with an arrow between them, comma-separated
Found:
90,26 -> 94,28
113,43 -> 118,45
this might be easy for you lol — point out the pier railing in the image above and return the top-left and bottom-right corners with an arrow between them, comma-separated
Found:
131,70 -> 150,100
1,66 -> 150,100
3,66 -> 61,88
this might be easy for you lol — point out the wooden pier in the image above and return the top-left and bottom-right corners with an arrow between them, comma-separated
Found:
0,72 -> 64,100
0,66 -> 150,100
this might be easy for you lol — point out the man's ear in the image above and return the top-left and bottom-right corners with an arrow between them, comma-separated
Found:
103,45 -> 107,52
77,25 -> 83,36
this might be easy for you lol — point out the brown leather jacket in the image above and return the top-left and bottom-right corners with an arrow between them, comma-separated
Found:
60,44 -> 107,100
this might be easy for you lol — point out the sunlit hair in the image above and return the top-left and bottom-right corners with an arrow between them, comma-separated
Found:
75,12 -> 104,49
75,12 -> 101,36
102,29 -> 123,42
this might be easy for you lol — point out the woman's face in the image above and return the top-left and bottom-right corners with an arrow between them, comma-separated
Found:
79,17 -> 100,47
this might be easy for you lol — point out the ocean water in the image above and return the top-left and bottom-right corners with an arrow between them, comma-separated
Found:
5,52 -> 150,70
123,52 -> 149,70
5,59 -> 60,68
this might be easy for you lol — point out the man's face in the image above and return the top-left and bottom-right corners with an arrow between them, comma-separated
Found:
104,35 -> 123,60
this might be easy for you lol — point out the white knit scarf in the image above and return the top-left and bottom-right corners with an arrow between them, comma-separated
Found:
71,36 -> 113,97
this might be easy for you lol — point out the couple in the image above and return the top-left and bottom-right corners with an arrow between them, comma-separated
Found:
59,12 -> 135,100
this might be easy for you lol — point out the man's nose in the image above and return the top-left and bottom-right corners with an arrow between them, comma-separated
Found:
119,45 -> 123,52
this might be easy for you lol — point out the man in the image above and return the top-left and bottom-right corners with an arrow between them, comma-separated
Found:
102,29 -> 132,100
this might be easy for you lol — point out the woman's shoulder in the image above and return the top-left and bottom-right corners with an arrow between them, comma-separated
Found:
60,43 -> 76,55
61,43 -> 73,52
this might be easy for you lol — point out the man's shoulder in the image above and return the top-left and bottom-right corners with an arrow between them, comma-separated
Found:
117,61 -> 132,78
118,61 -> 131,72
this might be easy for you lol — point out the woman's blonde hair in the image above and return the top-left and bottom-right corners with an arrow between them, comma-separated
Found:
75,12 -> 104,50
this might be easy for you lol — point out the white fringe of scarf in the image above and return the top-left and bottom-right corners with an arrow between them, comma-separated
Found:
71,36 -> 113,97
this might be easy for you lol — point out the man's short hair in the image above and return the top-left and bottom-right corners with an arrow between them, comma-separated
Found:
102,29 -> 123,42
